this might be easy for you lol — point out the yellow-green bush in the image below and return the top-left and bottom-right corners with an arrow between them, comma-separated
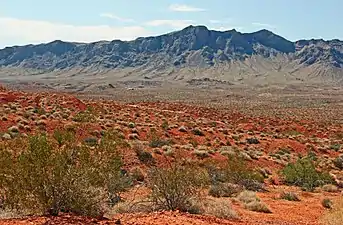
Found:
0,131 -> 130,217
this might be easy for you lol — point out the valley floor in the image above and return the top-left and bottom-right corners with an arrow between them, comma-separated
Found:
0,84 -> 343,225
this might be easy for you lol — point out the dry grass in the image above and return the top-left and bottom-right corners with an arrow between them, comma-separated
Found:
237,191 -> 272,213
203,199 -> 239,220
245,201 -> 272,213
321,199 -> 343,225
322,184 -> 339,193
237,191 -> 259,204
112,200 -> 155,214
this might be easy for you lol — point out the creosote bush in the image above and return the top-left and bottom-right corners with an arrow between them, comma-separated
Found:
0,130 -> 130,217
148,161 -> 209,213
207,155 -> 265,192
281,156 -> 333,192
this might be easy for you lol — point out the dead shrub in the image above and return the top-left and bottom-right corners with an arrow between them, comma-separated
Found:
209,183 -> 243,198
203,199 -> 239,219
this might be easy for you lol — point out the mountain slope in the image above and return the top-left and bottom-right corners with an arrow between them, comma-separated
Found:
0,25 -> 343,86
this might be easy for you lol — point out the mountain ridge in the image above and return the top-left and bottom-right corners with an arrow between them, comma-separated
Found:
1,25 -> 343,86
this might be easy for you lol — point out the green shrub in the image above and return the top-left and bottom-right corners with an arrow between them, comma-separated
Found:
0,132 -> 129,217
148,162 -> 209,212
72,108 -> 95,123
149,139 -> 173,148
322,198 -> 333,209
133,142 -> 155,165
192,128 -> 204,136
330,144 -> 341,152
207,155 -> 265,191
148,129 -> 173,148
281,157 -> 333,192
53,130 -> 75,147
333,155 -> 343,170
161,120 -> 169,130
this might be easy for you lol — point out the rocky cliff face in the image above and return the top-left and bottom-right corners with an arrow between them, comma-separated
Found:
0,25 -> 343,85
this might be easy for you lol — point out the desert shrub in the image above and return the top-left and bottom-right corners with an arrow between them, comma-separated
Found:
203,199 -> 239,219
322,199 -> 334,209
245,201 -> 272,213
128,122 -> 135,128
322,184 -> 339,193
33,107 -> 46,115
0,131 -> 129,217
194,150 -> 210,159
131,168 -> 145,182
333,155 -> 343,170
237,191 -> 271,213
209,183 -> 243,198
112,200 -> 154,214
83,137 -> 98,146
237,191 -> 260,204
72,107 -> 95,123
148,162 -> 209,213
53,129 -> 75,147
192,128 -> 204,136
207,155 -> 264,191
133,142 -> 155,165
281,157 -> 333,192
280,191 -> 300,201
330,144 -> 341,151
148,129 -> 173,148
149,139 -> 173,148
246,138 -> 260,144
161,120 -> 169,130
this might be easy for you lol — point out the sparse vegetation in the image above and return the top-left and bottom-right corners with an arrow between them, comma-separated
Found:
245,200 -> 272,213
207,155 -> 265,191
72,109 -> 95,123
321,199 -> 343,225
203,199 -> 239,219
281,156 -> 333,191
133,142 -> 155,165
237,191 -> 272,213
280,191 -> 300,201
209,183 -> 243,198
192,128 -> 204,136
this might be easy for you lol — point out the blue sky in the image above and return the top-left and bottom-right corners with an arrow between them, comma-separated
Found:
0,0 -> 342,48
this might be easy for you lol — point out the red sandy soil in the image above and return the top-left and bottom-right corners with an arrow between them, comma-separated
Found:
0,87 -> 342,225
0,186 -> 338,225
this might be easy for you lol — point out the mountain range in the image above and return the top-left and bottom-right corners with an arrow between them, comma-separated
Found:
1,25 -> 343,88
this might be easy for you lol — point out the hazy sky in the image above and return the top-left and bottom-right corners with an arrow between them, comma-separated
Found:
0,0 -> 342,48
